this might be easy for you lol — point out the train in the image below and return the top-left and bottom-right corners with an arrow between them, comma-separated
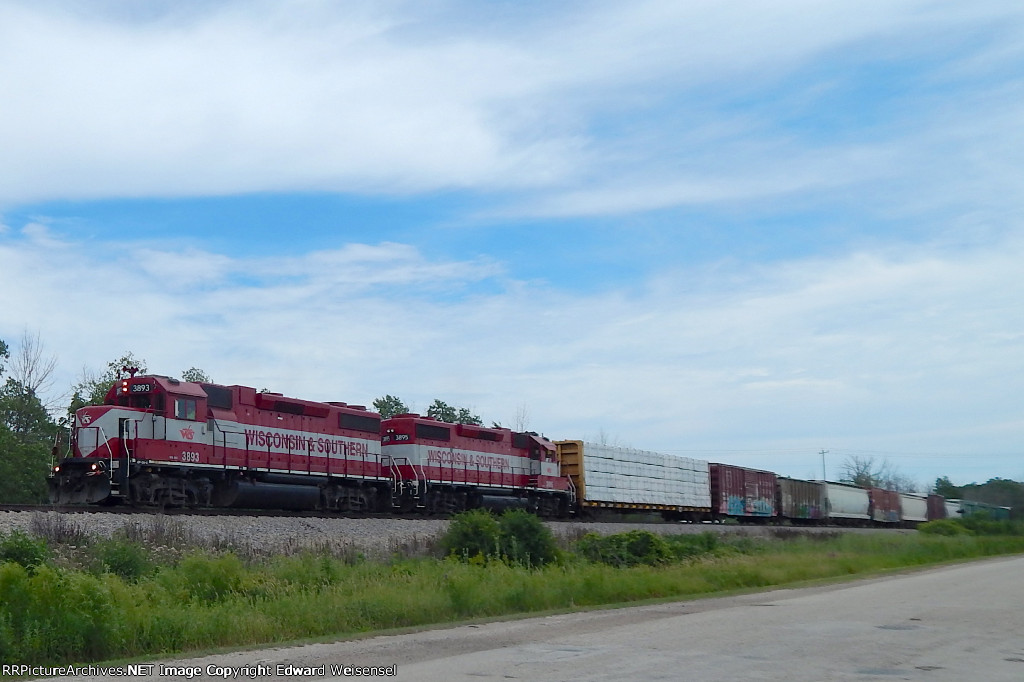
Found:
48,372 -> 1010,524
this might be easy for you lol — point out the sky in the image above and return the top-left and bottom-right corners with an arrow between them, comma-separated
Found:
1,0 -> 1022,488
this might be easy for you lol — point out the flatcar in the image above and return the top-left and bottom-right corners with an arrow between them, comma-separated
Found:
555,441 -> 710,521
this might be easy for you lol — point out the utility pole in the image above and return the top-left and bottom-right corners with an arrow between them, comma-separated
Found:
820,449 -> 829,481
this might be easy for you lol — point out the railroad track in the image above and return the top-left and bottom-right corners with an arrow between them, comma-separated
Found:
0,504 -> 418,520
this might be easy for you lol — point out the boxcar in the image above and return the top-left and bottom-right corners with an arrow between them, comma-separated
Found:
709,464 -> 776,520
926,494 -> 947,521
777,477 -> 826,523
869,488 -> 901,524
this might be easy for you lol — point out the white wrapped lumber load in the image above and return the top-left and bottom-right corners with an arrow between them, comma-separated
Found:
556,440 -> 711,513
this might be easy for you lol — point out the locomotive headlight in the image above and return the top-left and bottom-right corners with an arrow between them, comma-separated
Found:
121,380 -> 129,393
53,465 -> 60,473
90,463 -> 98,471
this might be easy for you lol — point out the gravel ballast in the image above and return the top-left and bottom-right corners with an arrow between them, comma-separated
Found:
0,511 -> 904,559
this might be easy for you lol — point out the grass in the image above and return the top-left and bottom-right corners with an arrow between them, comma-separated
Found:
2,516 -> 1024,666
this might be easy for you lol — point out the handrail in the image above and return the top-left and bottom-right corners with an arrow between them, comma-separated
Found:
81,425 -> 118,476
414,460 -> 428,496
123,419 -> 143,485
210,419 -> 247,467
382,455 -> 404,493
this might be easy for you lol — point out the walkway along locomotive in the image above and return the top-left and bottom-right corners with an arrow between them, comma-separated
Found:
48,373 -> 1011,523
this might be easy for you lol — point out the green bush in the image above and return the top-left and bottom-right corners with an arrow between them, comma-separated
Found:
576,530 -> 673,567
438,509 -> 501,562
664,532 -> 719,559
958,513 -> 1024,536
0,530 -> 49,572
0,563 -> 117,663
166,553 -> 245,604
92,539 -> 154,581
918,519 -> 972,536
439,509 -> 559,567
918,516 -> 1024,537
497,510 -> 558,568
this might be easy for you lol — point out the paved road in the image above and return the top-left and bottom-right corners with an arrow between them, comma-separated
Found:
39,556 -> 1024,681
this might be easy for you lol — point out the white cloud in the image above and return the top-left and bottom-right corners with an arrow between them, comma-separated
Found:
2,0 -> 1022,212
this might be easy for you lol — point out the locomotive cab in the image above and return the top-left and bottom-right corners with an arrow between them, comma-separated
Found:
107,376 -> 207,423
50,375 -> 211,505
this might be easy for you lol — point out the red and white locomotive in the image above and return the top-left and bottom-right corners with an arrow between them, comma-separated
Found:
49,372 -> 573,515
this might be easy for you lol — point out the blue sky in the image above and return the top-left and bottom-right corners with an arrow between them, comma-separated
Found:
2,0 -> 1022,488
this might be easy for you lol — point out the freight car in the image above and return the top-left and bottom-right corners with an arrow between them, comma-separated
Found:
823,481 -> 871,525
709,463 -> 776,521
48,374 -> 573,516
555,441 -> 710,521
950,499 -> 1011,520
899,493 -> 929,527
777,477 -> 825,523
869,487 -> 901,524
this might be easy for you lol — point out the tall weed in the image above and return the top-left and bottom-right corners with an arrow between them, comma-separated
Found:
0,530 -> 49,572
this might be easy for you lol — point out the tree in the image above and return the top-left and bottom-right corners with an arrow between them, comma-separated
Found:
842,455 -> 878,487
69,352 -> 148,414
840,455 -> 919,492
0,336 -> 54,503
8,330 -> 57,408
592,428 -> 623,447
958,478 -> 1024,516
513,403 -> 530,432
373,394 -> 410,419
0,334 -> 59,442
427,399 -> 482,425
0,379 -> 54,443
933,476 -> 960,498
0,427 -> 51,503
180,367 -> 211,383
372,395 -> 482,423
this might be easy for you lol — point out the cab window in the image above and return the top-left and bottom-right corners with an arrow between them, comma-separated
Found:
174,398 -> 197,420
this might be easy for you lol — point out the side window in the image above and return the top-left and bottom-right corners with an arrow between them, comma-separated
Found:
174,398 -> 197,420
